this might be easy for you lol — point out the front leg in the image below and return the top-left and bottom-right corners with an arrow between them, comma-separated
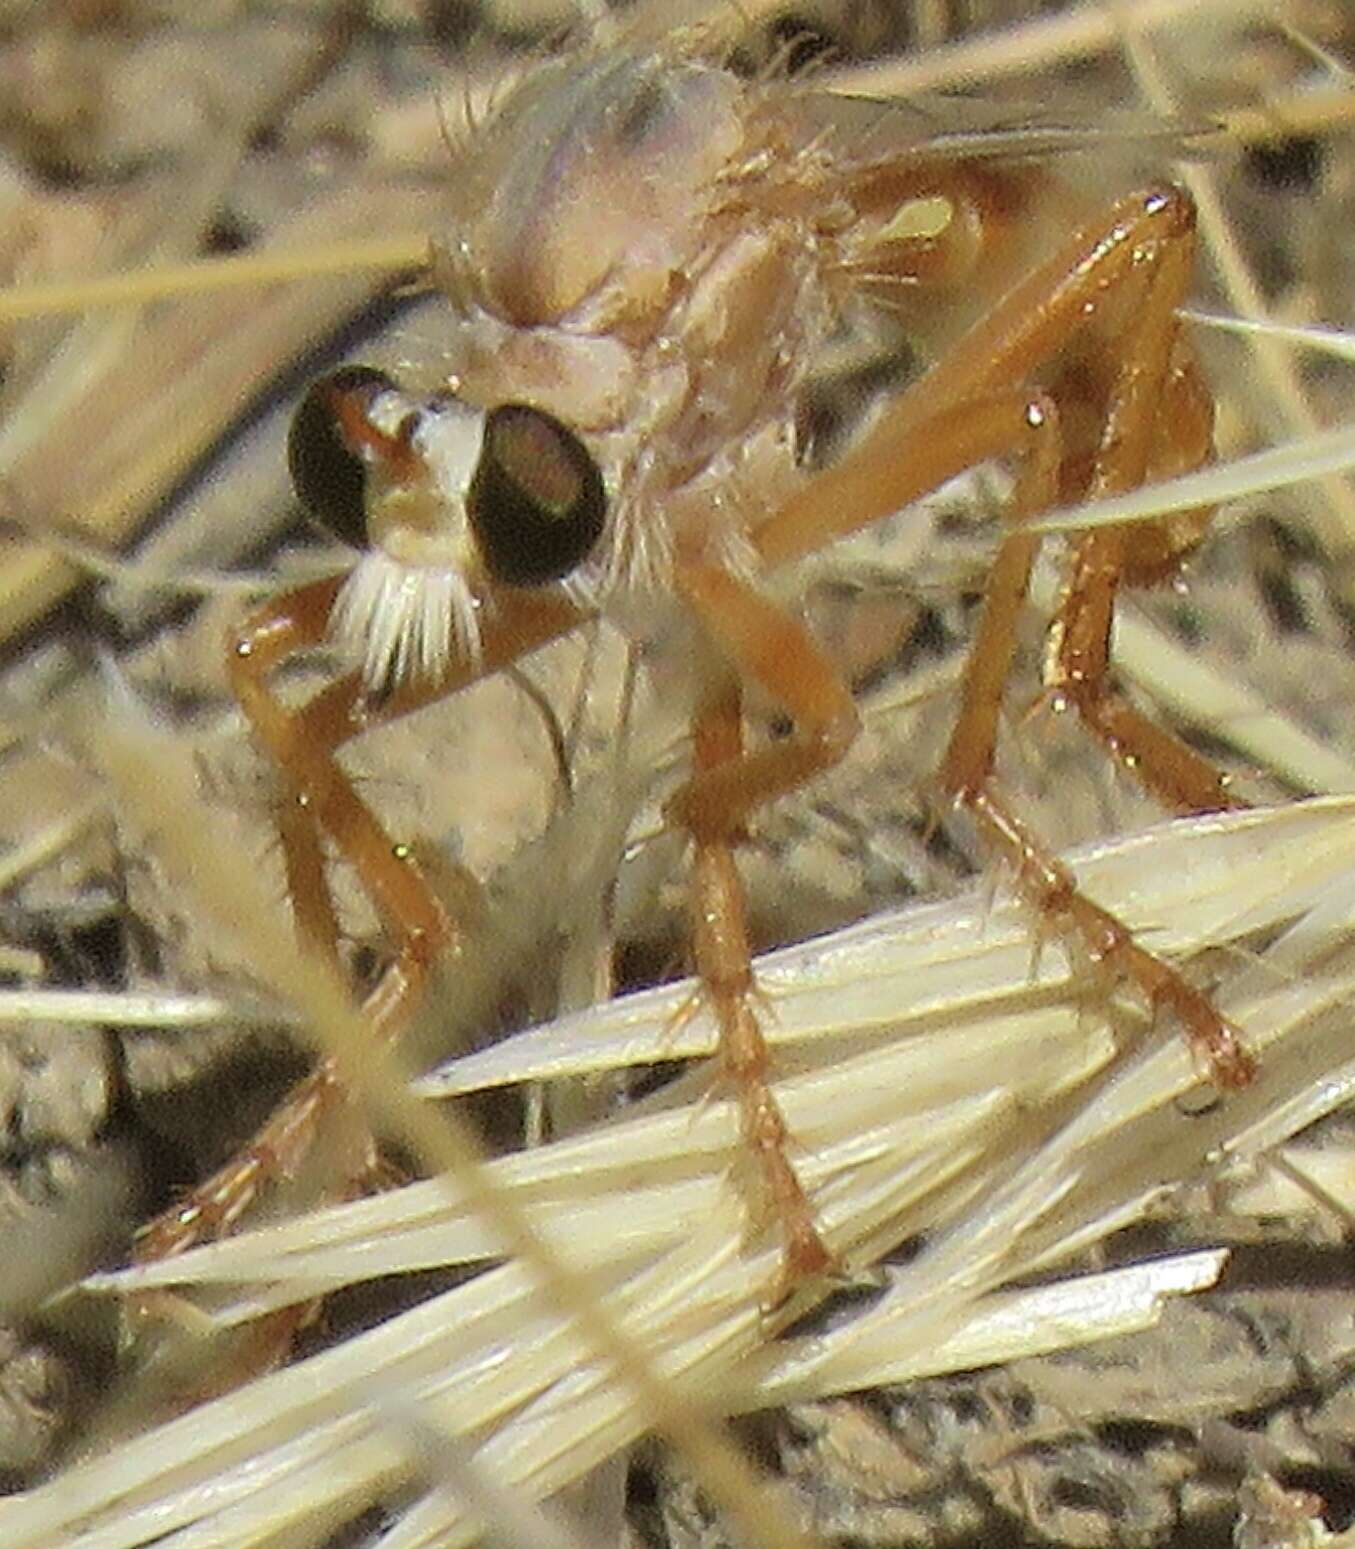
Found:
229,578 -> 585,1031
135,579 -> 584,1268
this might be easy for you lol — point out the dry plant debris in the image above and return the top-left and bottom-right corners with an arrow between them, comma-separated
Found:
0,2 -> 1353,1546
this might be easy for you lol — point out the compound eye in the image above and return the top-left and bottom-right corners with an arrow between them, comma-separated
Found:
467,404 -> 606,586
287,366 -> 398,547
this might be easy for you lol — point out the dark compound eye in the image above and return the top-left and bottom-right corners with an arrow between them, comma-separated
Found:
467,404 -> 606,586
287,365 -> 397,548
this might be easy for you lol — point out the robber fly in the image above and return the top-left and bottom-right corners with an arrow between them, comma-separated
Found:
136,27 -> 1252,1301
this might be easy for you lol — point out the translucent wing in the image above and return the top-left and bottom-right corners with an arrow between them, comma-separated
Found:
783,86 -> 1221,170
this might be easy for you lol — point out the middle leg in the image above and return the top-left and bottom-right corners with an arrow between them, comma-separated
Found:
686,682 -> 833,1289
671,559 -> 861,1293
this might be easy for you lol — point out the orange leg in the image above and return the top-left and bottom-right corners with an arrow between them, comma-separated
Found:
936,206 -> 1252,1084
668,384 -> 1091,1287
756,185 -> 1202,568
233,577 -> 581,1003
1044,329 -> 1239,815
668,563 -> 861,842
228,574 -> 452,1008
669,564 -> 860,1291
135,579 -> 585,1266
750,183 -> 1253,1088
686,691 -> 830,1291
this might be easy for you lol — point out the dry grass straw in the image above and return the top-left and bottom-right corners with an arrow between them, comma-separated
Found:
11,745 -> 1355,1545
10,685 -> 1355,1548
0,1 -> 1353,1545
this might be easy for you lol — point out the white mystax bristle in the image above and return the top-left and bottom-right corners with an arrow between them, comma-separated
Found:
330,550 -> 484,696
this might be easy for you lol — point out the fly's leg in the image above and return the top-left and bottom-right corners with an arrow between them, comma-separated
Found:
936,200 -> 1254,1086
229,576 -> 458,1009
675,391 -> 1083,1293
1043,320 -> 1239,815
758,187 -> 1205,569
753,183 -> 1254,1090
936,400 -> 1255,1087
133,577 -> 360,1271
134,579 -> 583,1268
687,687 -> 831,1291
670,564 -> 860,1293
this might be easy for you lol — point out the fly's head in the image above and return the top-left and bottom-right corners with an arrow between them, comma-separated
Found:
290,43 -> 798,697
287,367 -> 606,697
